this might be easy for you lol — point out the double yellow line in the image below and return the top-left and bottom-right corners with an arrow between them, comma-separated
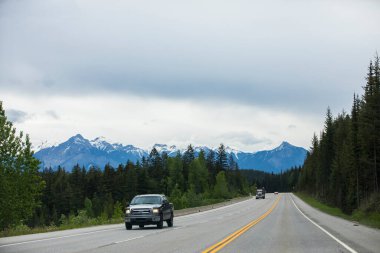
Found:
202,195 -> 282,253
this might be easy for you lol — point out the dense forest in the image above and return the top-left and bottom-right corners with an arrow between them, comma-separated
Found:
30,146 -> 252,228
241,167 -> 301,193
31,157 -> 301,229
298,56 -> 380,215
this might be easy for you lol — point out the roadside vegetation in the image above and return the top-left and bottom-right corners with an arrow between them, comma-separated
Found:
295,192 -> 380,229
297,56 -> 380,227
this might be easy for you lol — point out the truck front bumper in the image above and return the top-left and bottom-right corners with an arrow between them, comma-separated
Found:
125,215 -> 161,225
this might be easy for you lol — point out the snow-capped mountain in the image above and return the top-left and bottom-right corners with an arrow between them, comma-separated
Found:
151,144 -> 180,157
34,135 -> 307,173
35,134 -> 148,169
236,141 -> 307,173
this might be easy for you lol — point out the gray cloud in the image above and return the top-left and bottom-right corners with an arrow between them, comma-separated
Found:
0,0 -> 379,115
6,109 -> 29,123
45,110 -> 59,119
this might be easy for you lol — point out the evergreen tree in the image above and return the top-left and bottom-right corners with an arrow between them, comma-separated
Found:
351,94 -> 361,208
216,144 -> 228,173
182,144 -> 195,190
206,149 -> 217,187
359,56 -> 380,195
167,153 -> 184,193
298,56 -> 380,214
70,164 -> 86,212
125,165 -> 138,201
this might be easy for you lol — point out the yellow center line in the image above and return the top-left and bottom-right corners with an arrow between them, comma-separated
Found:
202,195 -> 282,253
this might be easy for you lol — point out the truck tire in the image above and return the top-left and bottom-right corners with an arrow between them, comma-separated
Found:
157,215 -> 163,229
167,213 -> 173,227
125,222 -> 132,230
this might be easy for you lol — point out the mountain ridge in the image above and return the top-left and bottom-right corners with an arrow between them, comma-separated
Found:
34,135 -> 307,173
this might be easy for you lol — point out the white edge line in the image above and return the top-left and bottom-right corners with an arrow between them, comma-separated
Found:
290,195 -> 357,253
0,228 -> 120,248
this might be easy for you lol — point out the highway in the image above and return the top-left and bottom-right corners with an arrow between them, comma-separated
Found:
1,193 -> 379,253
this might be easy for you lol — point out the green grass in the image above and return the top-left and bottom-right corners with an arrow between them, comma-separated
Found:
0,218 -> 124,238
295,192 -> 380,229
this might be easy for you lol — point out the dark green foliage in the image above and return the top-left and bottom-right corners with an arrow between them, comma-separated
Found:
18,144 -> 271,230
0,102 -> 45,230
216,144 -> 229,173
241,167 -> 301,193
298,56 -> 380,215
213,171 -> 230,198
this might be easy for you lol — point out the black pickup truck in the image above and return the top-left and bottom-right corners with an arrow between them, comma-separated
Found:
125,194 -> 174,230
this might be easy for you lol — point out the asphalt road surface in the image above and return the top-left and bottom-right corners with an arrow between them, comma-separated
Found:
1,193 -> 379,253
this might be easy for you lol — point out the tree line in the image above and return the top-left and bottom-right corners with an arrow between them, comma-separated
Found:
241,166 -> 301,193
31,145 -> 252,228
298,56 -> 380,215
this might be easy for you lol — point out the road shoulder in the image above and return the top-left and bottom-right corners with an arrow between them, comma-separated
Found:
291,193 -> 380,253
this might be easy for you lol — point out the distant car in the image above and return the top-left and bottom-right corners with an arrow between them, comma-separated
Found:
274,192 -> 279,195
256,189 -> 265,199
125,194 -> 174,230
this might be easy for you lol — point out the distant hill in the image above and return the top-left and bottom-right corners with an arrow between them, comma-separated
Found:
34,134 -> 307,173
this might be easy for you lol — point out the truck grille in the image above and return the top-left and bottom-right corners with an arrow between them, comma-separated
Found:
131,208 -> 151,215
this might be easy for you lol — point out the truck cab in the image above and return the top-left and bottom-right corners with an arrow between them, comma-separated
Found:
256,189 -> 265,199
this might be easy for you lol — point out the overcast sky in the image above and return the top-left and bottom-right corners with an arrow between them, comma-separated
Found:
1,0 -> 379,151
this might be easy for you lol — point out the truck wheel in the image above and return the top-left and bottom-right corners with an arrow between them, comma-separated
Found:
125,222 -> 132,230
157,215 -> 163,229
167,213 -> 173,227
139,225 -> 144,228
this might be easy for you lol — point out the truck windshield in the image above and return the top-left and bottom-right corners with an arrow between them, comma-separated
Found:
131,196 -> 162,205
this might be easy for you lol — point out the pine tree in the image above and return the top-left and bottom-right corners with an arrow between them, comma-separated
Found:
70,164 -> 86,212
318,108 -> 335,200
359,56 -> 380,196
182,144 -> 195,190
351,94 -> 361,207
216,144 -> 228,173
206,150 -> 217,187
167,153 -> 184,194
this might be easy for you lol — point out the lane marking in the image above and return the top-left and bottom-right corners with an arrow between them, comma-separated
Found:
202,195 -> 281,253
0,228 -> 121,248
290,196 -> 357,253
114,235 -> 145,244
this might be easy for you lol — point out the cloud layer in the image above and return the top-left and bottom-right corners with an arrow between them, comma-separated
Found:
1,0 -> 379,150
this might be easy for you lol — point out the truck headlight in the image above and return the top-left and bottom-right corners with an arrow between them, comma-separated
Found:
126,208 -> 131,214
152,208 -> 159,214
